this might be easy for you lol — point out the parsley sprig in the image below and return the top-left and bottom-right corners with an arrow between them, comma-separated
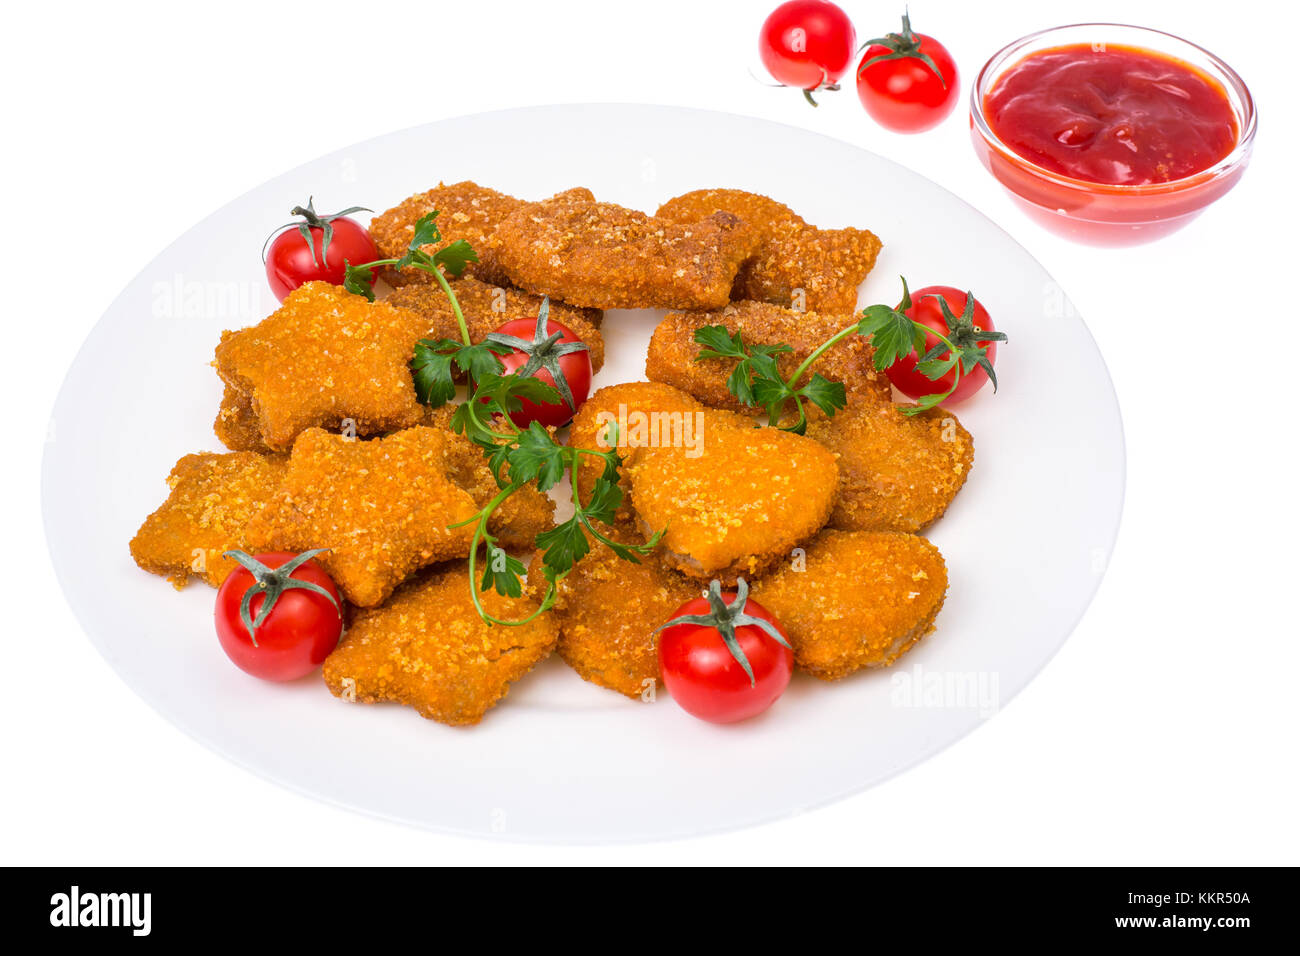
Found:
447,381 -> 664,626
695,276 -> 1006,427
343,210 -> 478,337
695,325 -> 847,433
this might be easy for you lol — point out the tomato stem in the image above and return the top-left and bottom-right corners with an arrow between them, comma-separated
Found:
654,579 -> 790,687
222,549 -> 340,646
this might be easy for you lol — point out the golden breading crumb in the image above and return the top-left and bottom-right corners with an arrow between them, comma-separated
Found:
388,276 -> 606,373
214,281 -> 430,452
566,381 -> 706,528
422,404 -> 556,550
243,427 -> 481,607
524,532 -> 700,699
213,384 -> 272,453
368,180 -> 548,288
645,300 -> 892,413
130,451 -> 287,588
806,402 -> 974,533
624,408 -> 840,584
494,188 -> 762,310
752,530 -> 947,679
656,188 -> 882,314
322,564 -> 557,726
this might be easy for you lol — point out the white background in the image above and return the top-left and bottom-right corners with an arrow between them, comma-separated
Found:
4,0 -> 1296,864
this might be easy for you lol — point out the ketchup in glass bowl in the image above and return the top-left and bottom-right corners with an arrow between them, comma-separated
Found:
971,24 -> 1256,245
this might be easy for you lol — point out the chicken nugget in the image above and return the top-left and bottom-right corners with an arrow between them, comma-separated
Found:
323,564 -> 557,725
130,451 -> 287,588
422,404 -> 555,550
525,531 -> 700,699
624,408 -> 840,583
243,426 -> 480,607
213,384 -> 272,453
645,300 -> 891,413
751,530 -> 947,679
495,188 -> 761,310
656,188 -> 882,314
368,180 -> 544,288
566,381 -> 706,528
806,402 -> 974,533
214,282 -> 430,452
388,276 -> 605,373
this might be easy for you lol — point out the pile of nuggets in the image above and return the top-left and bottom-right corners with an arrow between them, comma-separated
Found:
130,180 -> 976,725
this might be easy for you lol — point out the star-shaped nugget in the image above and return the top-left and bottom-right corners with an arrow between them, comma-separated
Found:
323,564 -> 558,725
213,384 -> 271,453
656,188 -> 882,315
214,281 -> 430,452
243,426 -> 481,607
130,451 -> 288,588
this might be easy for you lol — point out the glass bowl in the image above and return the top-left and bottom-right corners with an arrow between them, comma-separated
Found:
970,23 -> 1256,245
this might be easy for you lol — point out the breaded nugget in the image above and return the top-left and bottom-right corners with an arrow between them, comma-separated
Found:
368,180 -> 542,288
656,188 -> 882,314
751,530 -> 947,679
388,276 -> 606,373
214,282 -> 429,452
495,188 -> 761,310
624,408 -> 840,583
243,427 -> 480,607
806,402 -> 974,533
645,300 -> 892,413
130,451 -> 287,588
322,564 -> 557,725
525,531 -> 700,699
422,404 -> 555,550
213,384 -> 272,453
566,381 -> 706,527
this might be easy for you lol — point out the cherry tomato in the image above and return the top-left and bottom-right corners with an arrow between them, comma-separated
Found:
889,286 -> 999,404
855,13 -> 958,133
264,198 -> 376,302
658,582 -> 793,724
491,315 -> 593,428
759,0 -> 856,101
215,550 -> 343,682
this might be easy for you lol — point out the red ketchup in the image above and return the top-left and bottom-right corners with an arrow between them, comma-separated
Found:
983,43 -> 1238,186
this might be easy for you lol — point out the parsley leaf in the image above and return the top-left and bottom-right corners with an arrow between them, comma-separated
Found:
693,325 -> 792,406
480,543 -> 526,597
857,303 -> 923,369
410,338 -> 462,407
797,373 -> 847,417
343,260 -> 379,301
581,477 -> 624,526
534,516 -> 592,578
452,341 -> 509,382
505,422 -> 567,492
474,371 -> 562,417
431,239 -> 479,278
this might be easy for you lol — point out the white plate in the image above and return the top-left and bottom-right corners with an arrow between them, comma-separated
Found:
42,104 -> 1124,843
